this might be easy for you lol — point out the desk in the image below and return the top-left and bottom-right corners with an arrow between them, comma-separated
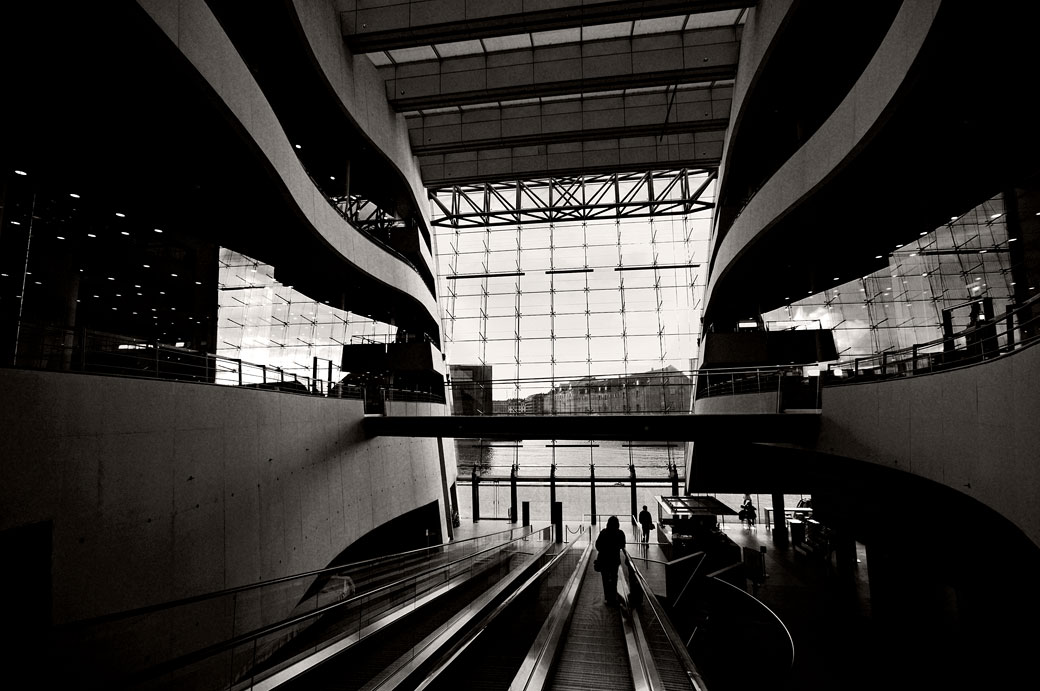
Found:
764,506 -> 814,532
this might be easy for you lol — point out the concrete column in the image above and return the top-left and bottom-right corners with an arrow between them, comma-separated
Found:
589,463 -> 597,522
437,438 -> 454,540
509,465 -> 518,523
630,464 -> 638,521
771,492 -> 788,545
551,501 -> 563,543
549,463 -> 556,514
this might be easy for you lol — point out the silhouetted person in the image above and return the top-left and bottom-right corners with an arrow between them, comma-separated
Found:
638,505 -> 654,544
595,515 -> 626,605
740,494 -> 757,529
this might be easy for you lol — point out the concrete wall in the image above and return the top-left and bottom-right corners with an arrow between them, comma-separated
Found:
0,369 -> 450,625
817,344 -> 1040,550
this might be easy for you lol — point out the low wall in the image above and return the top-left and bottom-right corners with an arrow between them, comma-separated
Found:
817,343 -> 1040,550
0,369 -> 452,624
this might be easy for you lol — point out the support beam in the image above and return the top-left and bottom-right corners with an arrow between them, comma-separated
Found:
342,1 -> 753,54
407,85 -> 732,156
382,28 -> 739,111
362,412 -> 821,443
418,133 -> 723,187
428,169 -> 717,228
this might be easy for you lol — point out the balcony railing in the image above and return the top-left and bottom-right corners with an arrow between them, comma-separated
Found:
5,322 -> 446,408
823,292 -> 1040,385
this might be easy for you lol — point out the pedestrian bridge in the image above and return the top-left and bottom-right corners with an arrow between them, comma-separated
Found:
362,412 -> 820,442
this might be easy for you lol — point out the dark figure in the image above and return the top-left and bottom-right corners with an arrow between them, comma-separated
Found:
595,515 -> 626,605
638,505 -> 654,544
740,494 -> 757,529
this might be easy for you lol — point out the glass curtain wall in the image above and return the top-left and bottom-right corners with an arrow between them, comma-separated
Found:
216,248 -> 394,382
763,194 -> 1016,358
432,174 -> 714,518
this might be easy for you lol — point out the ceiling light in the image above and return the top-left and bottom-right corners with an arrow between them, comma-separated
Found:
919,232 -> 927,236
991,213 -> 1002,219
70,193 -> 80,198
294,144 -> 301,149
87,233 -> 96,238
1009,237 -> 1018,242
195,281 -> 202,285
107,277 -> 115,281
121,231 -> 129,236
143,264 -> 150,268
14,170 -> 27,176
979,249 -> 987,254
116,212 -> 125,218
170,273 -> 178,277
11,221 -> 20,226
154,228 -> 163,233
875,255 -> 882,259
56,236 -> 65,240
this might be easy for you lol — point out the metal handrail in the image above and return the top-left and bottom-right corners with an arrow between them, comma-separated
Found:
709,576 -> 795,672
508,536 -> 594,691
58,523 -> 539,630
114,526 -> 554,688
623,548 -> 709,691
825,291 -> 1040,383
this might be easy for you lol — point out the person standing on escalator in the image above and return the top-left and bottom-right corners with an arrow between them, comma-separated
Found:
595,515 -> 626,605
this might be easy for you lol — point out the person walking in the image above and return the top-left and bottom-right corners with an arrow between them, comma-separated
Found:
595,515 -> 626,605
740,494 -> 757,529
638,504 -> 654,544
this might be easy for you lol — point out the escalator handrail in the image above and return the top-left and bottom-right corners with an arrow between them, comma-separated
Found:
113,526 -> 553,689
508,534 -> 595,691
412,528 -> 588,691
617,557 -> 665,691
624,548 -> 709,691
709,576 -> 795,672
59,523 -> 541,631
354,534 -> 562,691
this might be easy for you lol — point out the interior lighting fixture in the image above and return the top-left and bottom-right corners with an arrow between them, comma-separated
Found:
70,193 -> 80,198
116,212 -> 125,218
143,264 -> 150,268
920,232 -> 927,236
56,236 -> 65,240
87,233 -> 96,238
991,213 -> 1002,219
14,170 -> 27,175
1010,237 -> 1018,242
832,277 -> 839,281
979,249 -> 987,254
875,255 -> 882,259
11,221 -> 20,225
170,273 -> 178,277
154,228 -> 163,233
294,144 -> 301,149
121,231 -> 129,236
107,277 -> 115,281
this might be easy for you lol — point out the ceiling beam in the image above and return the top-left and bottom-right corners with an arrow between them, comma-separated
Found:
407,84 -> 732,155
417,131 -> 724,187
383,27 -> 738,111
341,0 -> 753,54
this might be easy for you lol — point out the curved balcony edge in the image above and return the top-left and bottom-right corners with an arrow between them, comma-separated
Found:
136,0 -> 441,338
